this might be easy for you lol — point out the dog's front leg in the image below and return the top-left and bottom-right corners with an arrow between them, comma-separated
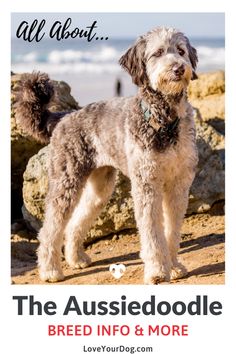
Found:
163,175 -> 194,280
130,172 -> 172,284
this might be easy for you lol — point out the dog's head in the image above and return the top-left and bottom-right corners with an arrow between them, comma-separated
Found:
119,27 -> 198,95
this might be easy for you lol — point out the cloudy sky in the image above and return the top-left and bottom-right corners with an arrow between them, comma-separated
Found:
11,12 -> 224,39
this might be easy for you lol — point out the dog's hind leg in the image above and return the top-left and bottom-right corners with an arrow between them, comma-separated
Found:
64,166 -> 116,269
37,131 -> 96,282
37,172 -> 88,282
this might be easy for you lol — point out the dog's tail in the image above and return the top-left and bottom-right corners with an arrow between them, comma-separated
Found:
14,72 -> 66,144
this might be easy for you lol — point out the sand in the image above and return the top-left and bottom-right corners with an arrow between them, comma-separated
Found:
11,202 -> 225,286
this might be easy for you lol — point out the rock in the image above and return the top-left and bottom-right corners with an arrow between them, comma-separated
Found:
188,109 -> 225,213
188,71 -> 225,99
86,173 -> 135,243
22,148 -> 135,241
11,73 -> 79,219
11,222 -> 24,234
22,147 -> 49,231
11,77 -> 44,218
188,71 -> 225,134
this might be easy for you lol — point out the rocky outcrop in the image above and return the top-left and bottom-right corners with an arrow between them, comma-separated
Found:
22,148 -> 135,241
188,71 -> 225,134
11,73 -> 79,219
22,147 -> 49,231
188,110 -> 224,213
187,71 -> 225,212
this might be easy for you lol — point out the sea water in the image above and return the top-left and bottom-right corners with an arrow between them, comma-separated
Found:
11,37 -> 225,105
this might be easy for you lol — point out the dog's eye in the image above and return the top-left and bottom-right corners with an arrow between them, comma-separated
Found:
177,47 -> 185,56
150,48 -> 164,59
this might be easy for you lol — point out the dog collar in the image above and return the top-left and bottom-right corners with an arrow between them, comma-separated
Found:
140,100 -> 180,133
140,100 -> 162,131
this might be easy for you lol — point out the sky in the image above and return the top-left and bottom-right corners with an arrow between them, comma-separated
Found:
11,13 -> 225,39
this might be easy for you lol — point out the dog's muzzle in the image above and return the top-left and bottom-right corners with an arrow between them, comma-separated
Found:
172,63 -> 185,81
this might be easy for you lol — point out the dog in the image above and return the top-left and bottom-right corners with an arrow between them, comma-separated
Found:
15,27 -> 198,284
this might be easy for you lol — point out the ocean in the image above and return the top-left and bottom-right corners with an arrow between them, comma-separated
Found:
11,37 -> 225,106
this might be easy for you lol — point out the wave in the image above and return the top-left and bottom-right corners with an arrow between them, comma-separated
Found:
49,47 -> 119,64
12,45 -> 225,75
12,63 -> 121,75
14,46 -> 120,64
197,46 -> 225,67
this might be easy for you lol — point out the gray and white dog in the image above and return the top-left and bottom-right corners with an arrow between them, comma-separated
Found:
15,27 -> 198,284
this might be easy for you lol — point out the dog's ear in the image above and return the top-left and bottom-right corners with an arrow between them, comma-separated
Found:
119,37 -> 148,86
185,37 -> 198,80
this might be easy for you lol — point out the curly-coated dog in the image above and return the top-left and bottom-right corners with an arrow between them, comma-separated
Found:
15,27 -> 198,284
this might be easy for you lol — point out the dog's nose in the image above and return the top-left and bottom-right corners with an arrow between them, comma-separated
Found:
173,64 -> 185,76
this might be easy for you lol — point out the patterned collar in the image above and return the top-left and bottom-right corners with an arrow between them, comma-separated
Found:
140,99 -> 180,133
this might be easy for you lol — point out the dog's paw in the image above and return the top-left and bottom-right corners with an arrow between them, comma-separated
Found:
144,268 -> 170,285
68,252 -> 92,269
39,269 -> 65,283
170,264 -> 188,280
145,275 -> 168,285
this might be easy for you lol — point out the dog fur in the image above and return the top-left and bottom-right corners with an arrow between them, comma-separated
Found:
15,27 -> 198,284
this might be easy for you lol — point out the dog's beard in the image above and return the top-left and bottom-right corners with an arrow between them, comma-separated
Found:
150,65 -> 192,95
